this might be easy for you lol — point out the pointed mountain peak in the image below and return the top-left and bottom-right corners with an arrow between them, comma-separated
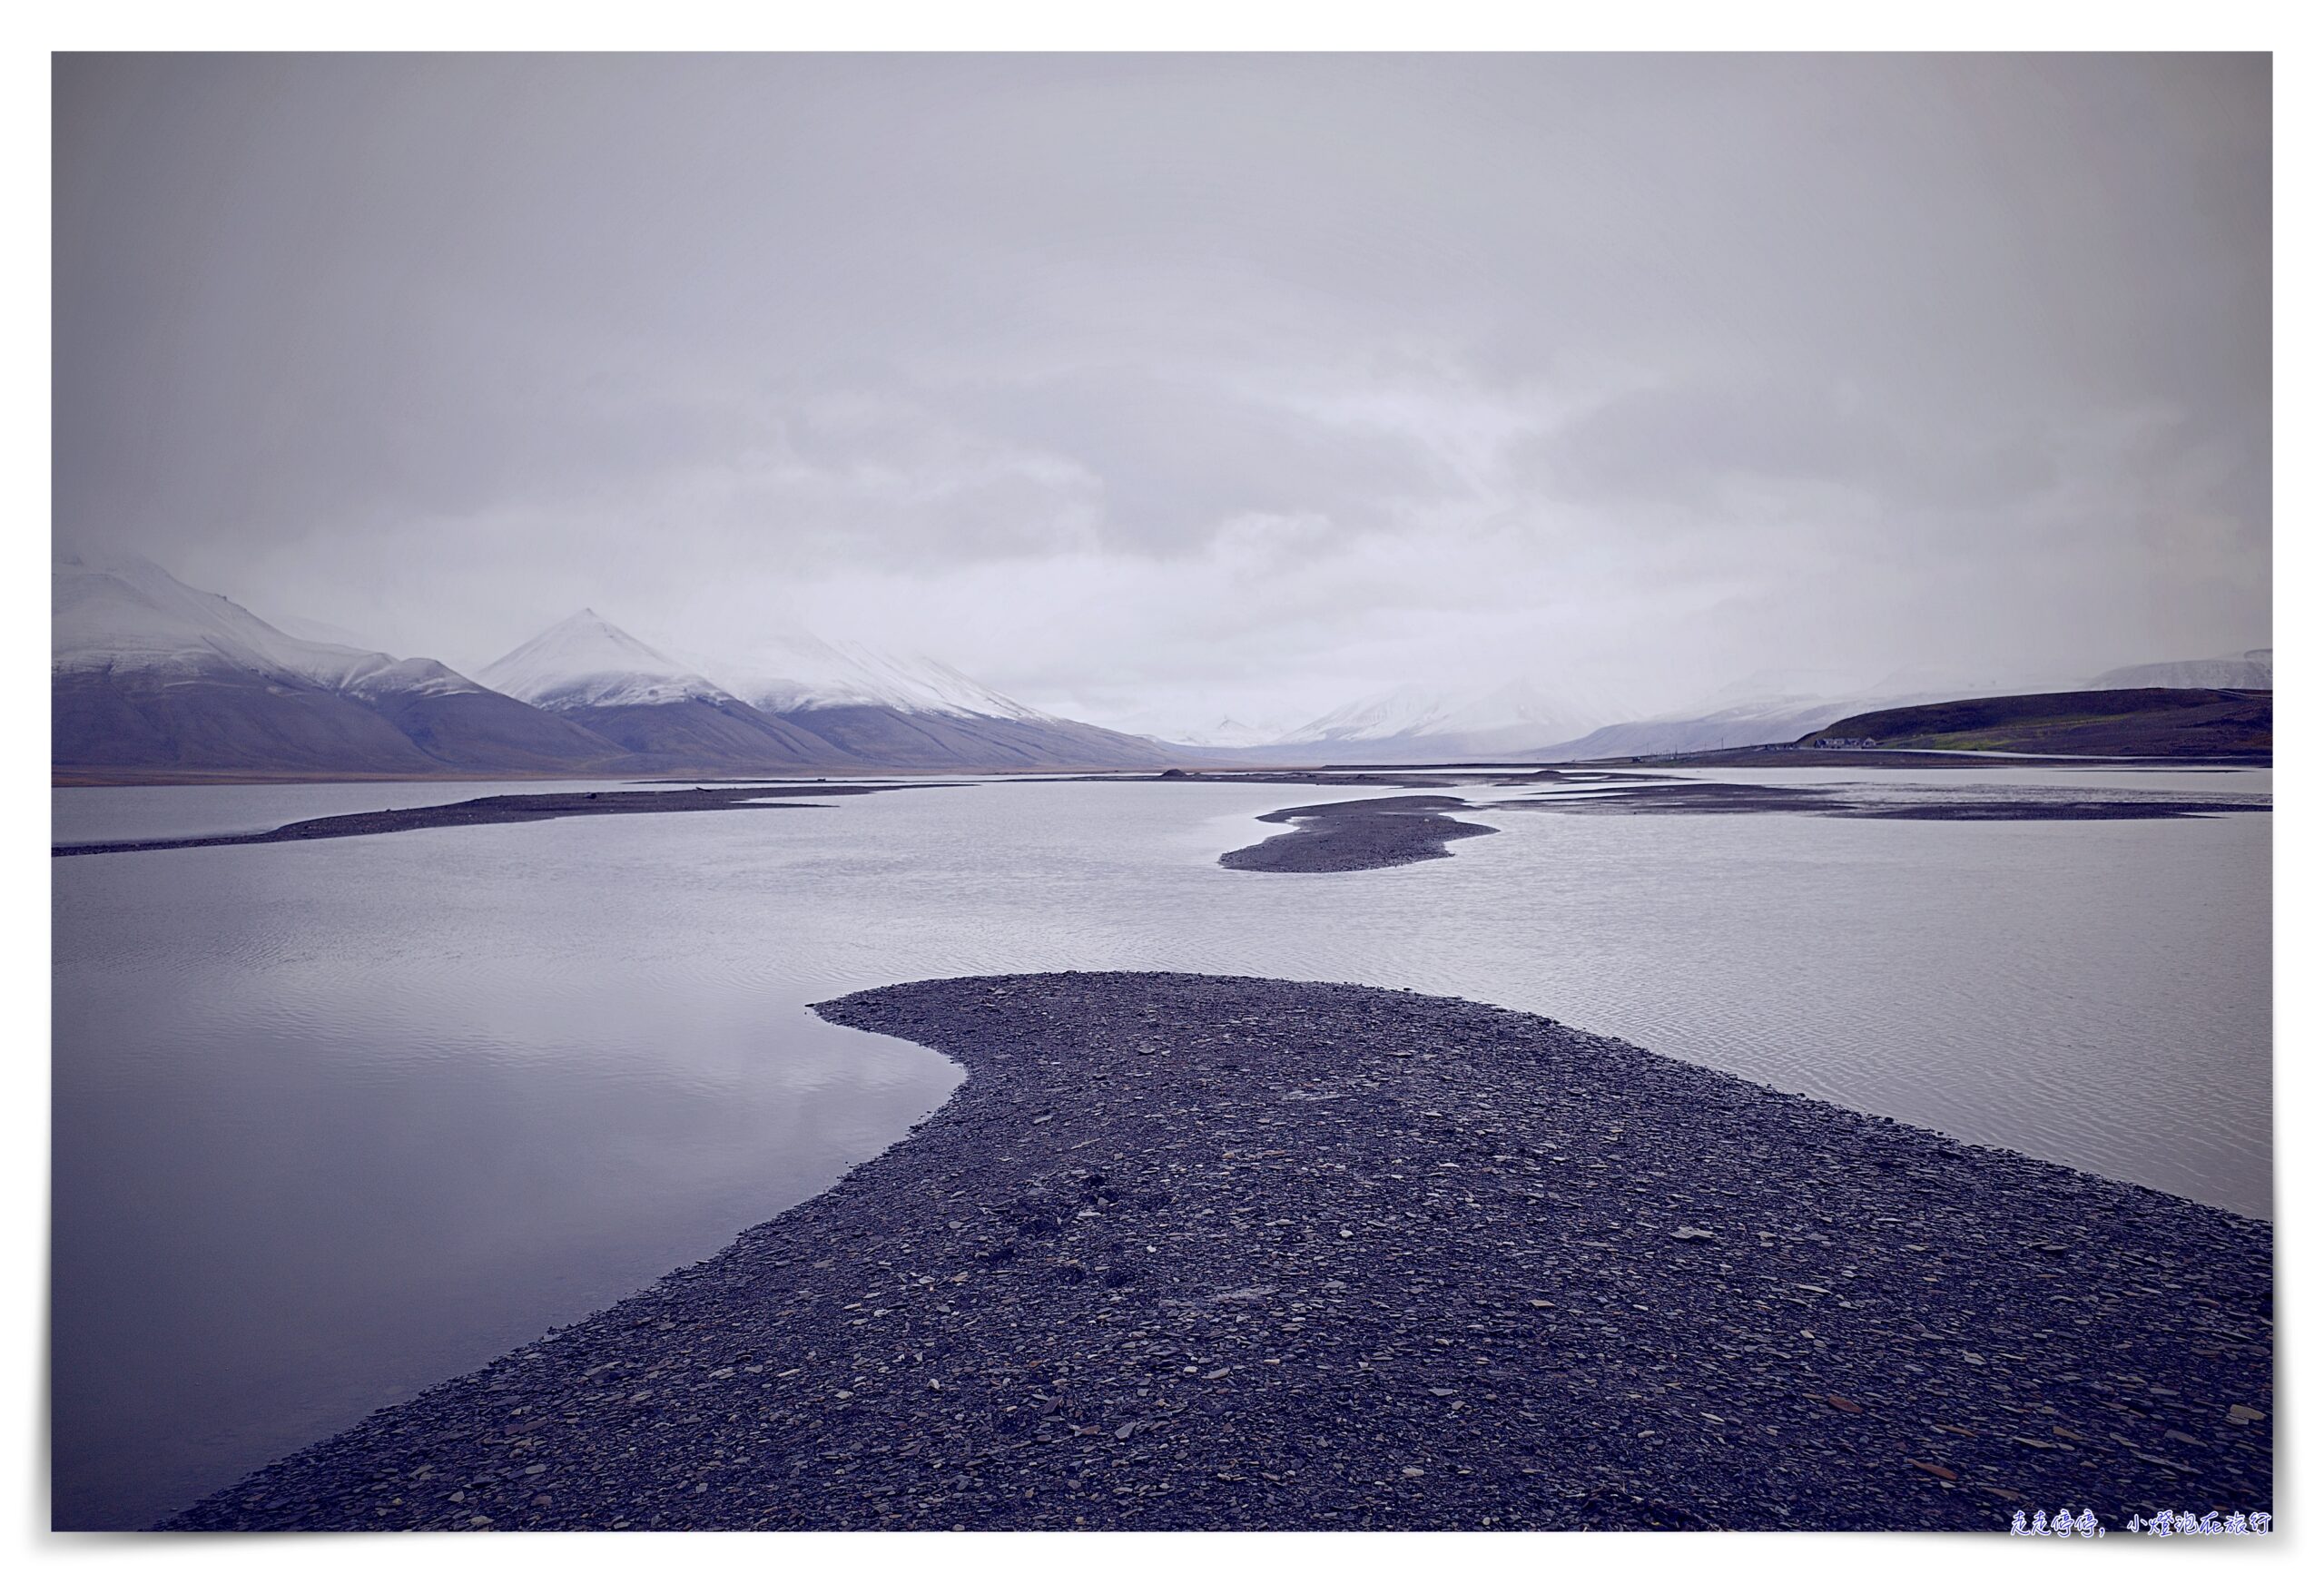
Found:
478,610 -> 734,710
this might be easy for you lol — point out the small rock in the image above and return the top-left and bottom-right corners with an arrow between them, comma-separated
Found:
1669,1226 -> 1717,1242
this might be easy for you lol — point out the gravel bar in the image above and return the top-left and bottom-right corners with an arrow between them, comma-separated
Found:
1219,795 -> 1502,873
51,782 -> 935,857
165,972 -> 2273,1532
1497,782 -> 2270,822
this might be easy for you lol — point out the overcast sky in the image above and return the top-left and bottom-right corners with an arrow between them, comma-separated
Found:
54,53 -> 2270,730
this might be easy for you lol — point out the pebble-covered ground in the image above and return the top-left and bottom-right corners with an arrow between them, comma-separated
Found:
165,972 -> 2272,1532
1218,795 -> 1501,873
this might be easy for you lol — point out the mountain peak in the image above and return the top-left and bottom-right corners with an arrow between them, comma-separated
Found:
53,556 -> 483,701
478,611 -> 734,709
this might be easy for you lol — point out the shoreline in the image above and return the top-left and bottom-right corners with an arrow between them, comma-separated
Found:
162,972 -> 2271,1532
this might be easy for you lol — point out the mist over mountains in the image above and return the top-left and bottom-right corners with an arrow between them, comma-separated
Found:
51,556 -> 2271,780
53,557 -> 1174,778
2093,650 -> 2273,691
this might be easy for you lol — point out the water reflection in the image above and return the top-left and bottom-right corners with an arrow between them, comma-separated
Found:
51,769 -> 2270,1527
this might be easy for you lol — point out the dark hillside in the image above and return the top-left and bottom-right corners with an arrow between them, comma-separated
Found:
1805,689 -> 2270,759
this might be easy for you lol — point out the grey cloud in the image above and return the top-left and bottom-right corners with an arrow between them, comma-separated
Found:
935,369 -> 1464,555
1520,380 -> 2062,514
53,53 -> 2270,723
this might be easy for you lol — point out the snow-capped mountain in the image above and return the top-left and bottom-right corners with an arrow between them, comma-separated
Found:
52,559 -> 1190,781
478,610 -> 1179,773
1161,718 -> 1295,750
53,556 -> 635,777
1273,678 -> 1640,761
477,612 -> 855,771
480,610 -> 744,711
1286,685 -> 1472,745
2092,648 -> 2272,691
55,552 -> 450,694
722,629 -> 1042,722
1133,714 -> 1306,751
724,636 -> 1178,772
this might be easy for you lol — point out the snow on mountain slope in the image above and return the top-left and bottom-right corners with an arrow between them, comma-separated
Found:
1098,710 -> 1305,749
471,610 -> 1176,770
722,630 -> 1044,721
53,558 -> 645,777
480,608 -> 1040,723
269,611 -> 384,649
716,629 -> 1187,768
55,556 -> 478,700
1535,696 -> 1880,760
1282,677 -> 1638,754
55,552 -> 361,679
478,611 -> 741,710
1156,719 -> 1292,750
1285,684 -> 1465,744
2092,649 -> 2273,691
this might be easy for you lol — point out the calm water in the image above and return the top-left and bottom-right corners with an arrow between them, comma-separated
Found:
51,769 -> 2270,1528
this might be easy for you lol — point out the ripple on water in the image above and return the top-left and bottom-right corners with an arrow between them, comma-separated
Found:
49,768 -> 2270,1529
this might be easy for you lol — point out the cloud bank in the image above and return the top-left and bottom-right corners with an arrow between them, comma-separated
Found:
54,53 -> 2270,730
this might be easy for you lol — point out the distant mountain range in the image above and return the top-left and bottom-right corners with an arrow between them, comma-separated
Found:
2092,649 -> 2272,692
1522,653 -> 2270,762
1135,678 -> 1646,764
53,557 -> 1176,780
1275,678 -> 1641,761
52,556 -> 2271,779
1179,672 -> 1994,764
1134,647 -> 2271,765
1535,696 -> 1893,762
